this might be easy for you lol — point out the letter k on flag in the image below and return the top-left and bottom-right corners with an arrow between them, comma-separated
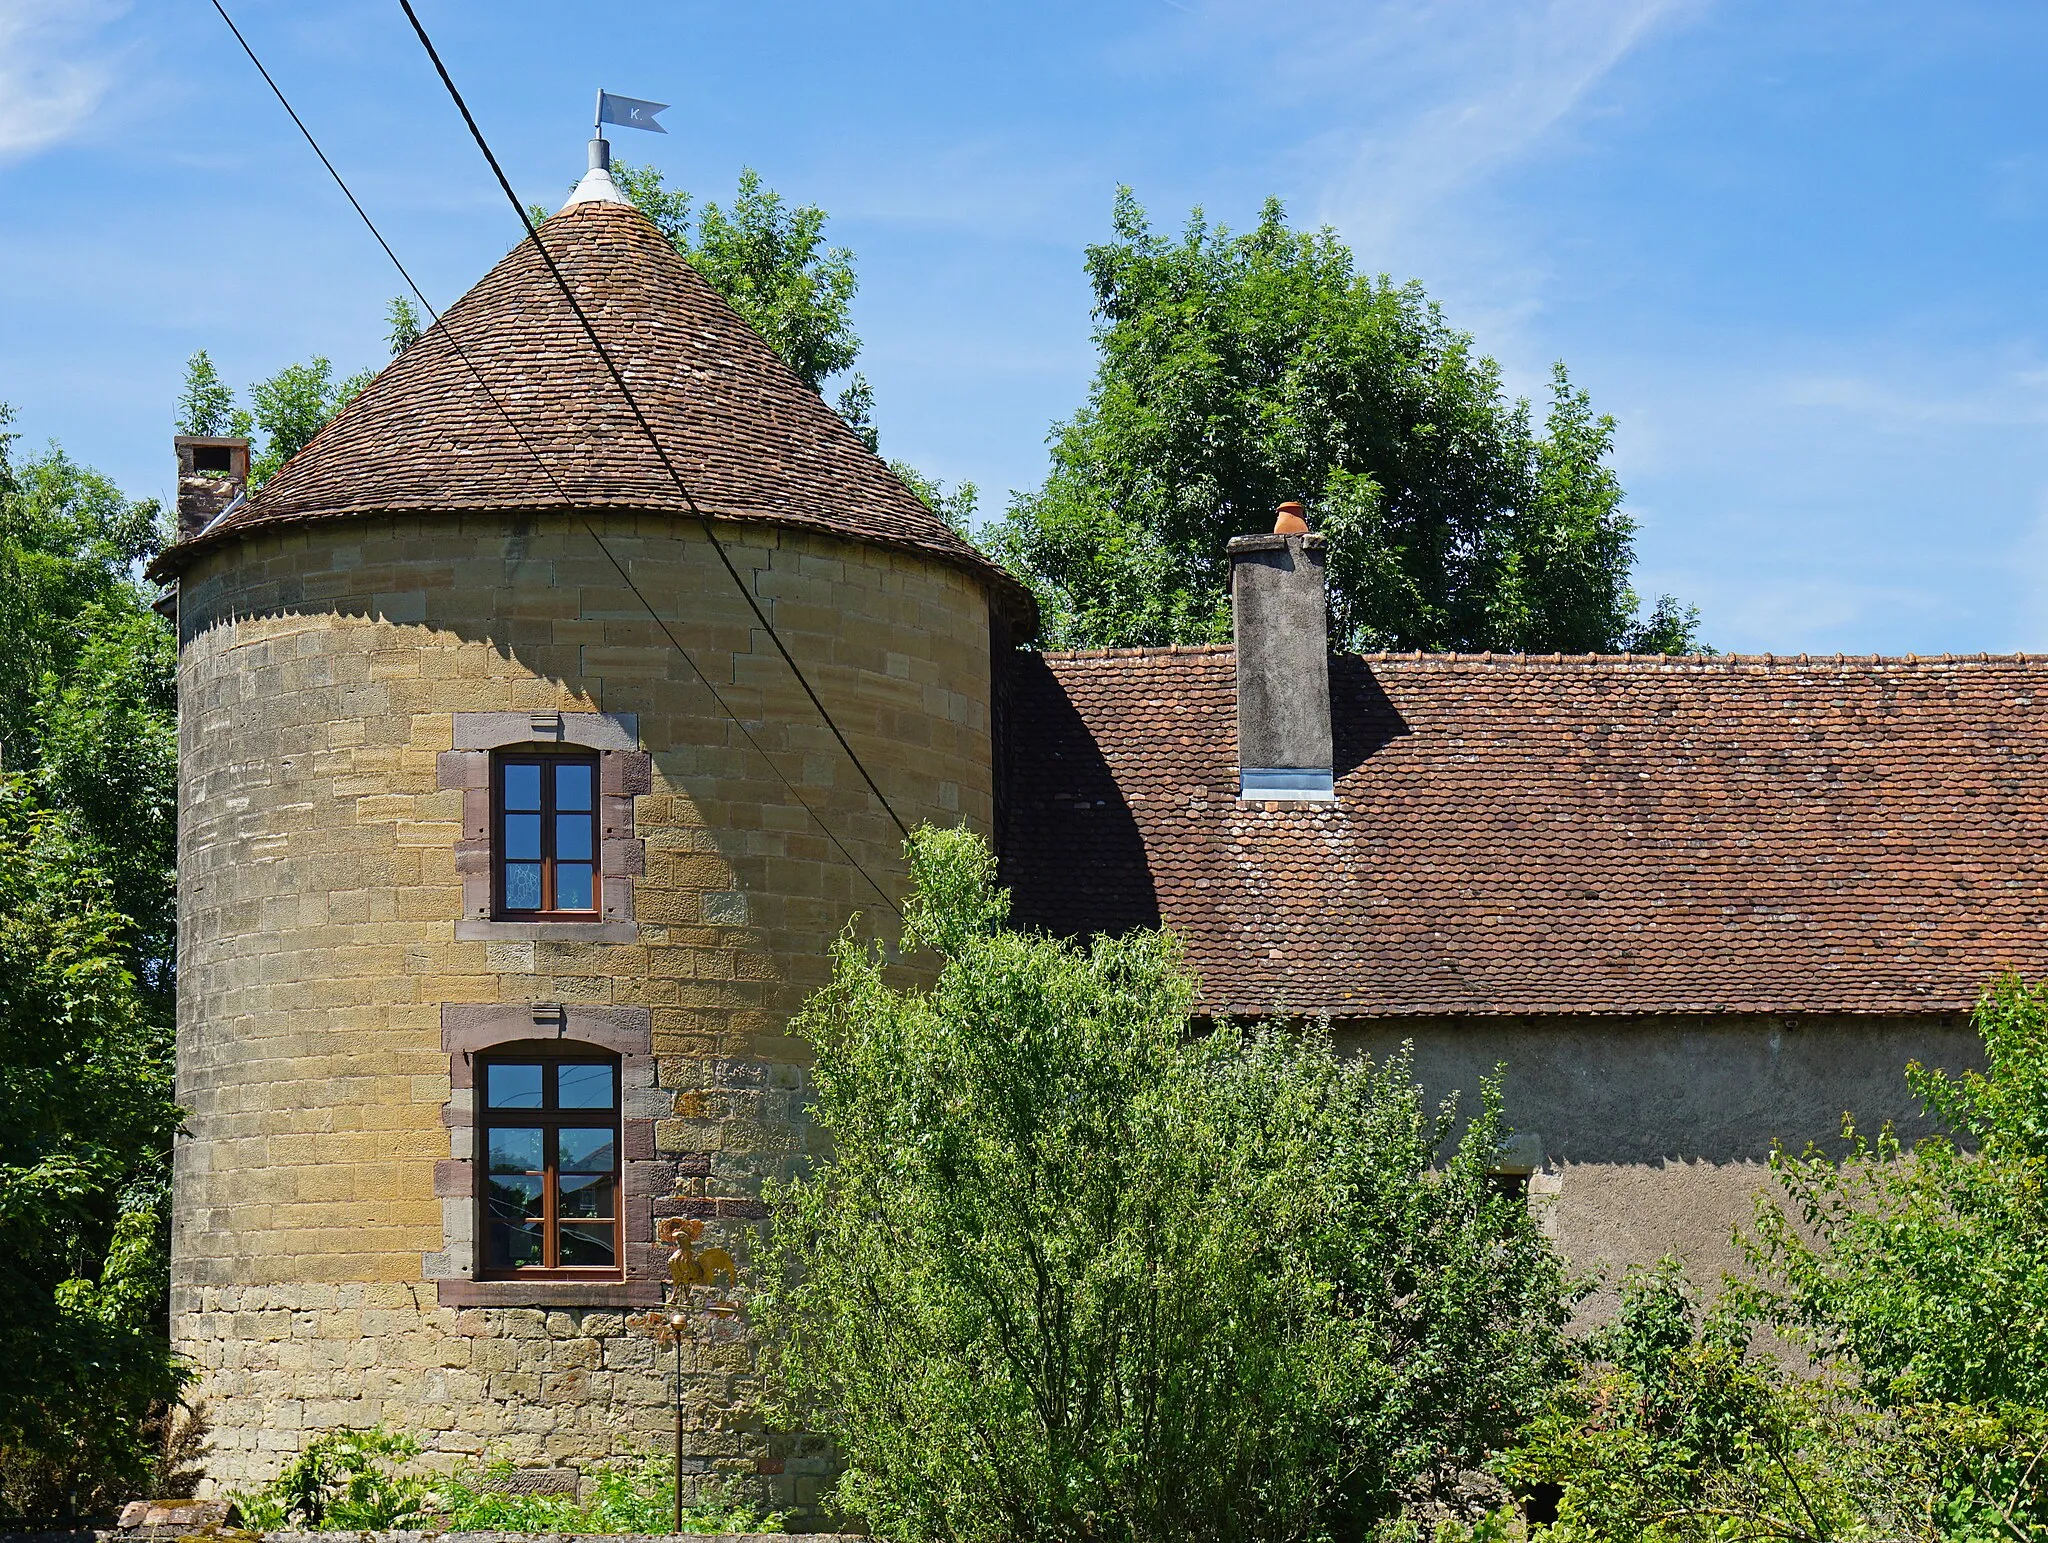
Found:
598,91 -> 668,133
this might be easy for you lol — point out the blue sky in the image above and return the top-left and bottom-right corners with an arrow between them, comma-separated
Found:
3,0 -> 2046,655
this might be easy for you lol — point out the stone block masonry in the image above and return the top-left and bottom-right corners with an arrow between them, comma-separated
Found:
170,512 -> 997,1500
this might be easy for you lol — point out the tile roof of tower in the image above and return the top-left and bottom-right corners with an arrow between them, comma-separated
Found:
998,647 -> 2048,1018
147,200 -> 1034,627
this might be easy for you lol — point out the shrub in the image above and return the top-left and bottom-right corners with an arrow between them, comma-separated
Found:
231,1436 -> 787,1536
754,825 -> 1577,1543
1750,974 -> 2048,1410
436,1459 -> 785,1534
1505,976 -> 2048,1541
229,1428 -> 434,1531
1502,1262 -> 2048,1541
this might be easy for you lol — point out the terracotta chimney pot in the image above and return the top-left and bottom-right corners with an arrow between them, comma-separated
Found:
1273,500 -> 1309,535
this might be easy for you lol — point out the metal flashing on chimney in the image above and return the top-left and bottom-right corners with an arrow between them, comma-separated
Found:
1239,767 -> 1336,801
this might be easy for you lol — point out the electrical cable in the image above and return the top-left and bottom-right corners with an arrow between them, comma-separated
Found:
396,0 -> 913,846
206,0 -> 904,916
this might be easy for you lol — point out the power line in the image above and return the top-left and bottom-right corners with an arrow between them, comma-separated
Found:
395,0 -> 913,847
206,0 -> 904,917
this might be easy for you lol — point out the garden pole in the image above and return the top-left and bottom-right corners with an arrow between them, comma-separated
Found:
671,1310 -> 687,1533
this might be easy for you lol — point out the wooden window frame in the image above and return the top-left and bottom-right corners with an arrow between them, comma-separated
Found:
492,751 -> 602,921
476,1049 -> 624,1282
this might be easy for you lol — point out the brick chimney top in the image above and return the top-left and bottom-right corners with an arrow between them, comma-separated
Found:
174,435 -> 250,542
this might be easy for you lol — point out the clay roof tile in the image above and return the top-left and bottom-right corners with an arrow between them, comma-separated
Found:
148,200 -> 1034,628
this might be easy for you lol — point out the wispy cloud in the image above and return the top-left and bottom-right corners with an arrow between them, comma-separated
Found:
0,0 -> 127,161
1309,0 -> 1701,249
1151,0 -> 1704,364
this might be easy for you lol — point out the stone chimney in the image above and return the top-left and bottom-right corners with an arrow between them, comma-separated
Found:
1229,502 -> 1334,801
174,435 -> 250,541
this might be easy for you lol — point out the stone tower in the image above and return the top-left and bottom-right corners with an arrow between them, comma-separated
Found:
148,182 -> 1032,1499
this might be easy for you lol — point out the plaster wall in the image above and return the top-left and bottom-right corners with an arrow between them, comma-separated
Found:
169,511 -> 995,1496
1336,1014 -> 1982,1315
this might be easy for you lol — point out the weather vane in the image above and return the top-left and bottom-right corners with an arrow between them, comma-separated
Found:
654,1216 -> 741,1533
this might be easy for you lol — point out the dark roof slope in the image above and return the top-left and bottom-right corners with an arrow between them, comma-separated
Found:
999,647 -> 2048,1018
150,200 -> 1032,623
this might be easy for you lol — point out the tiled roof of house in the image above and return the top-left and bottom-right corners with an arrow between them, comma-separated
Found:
998,646 -> 2048,1018
148,200 -> 1033,624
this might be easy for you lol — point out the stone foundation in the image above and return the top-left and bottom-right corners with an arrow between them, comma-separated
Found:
172,1284 -> 832,1506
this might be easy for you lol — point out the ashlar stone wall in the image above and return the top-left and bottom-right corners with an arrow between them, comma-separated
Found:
170,511 -> 996,1498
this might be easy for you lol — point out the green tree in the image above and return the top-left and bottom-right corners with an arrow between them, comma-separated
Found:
889,460 -> 978,534
755,825 -> 1576,1543
612,161 -> 859,392
992,191 -> 1702,654
172,350 -> 244,439
0,409 -> 177,988
609,161 -> 879,447
0,780 -> 184,1523
246,356 -> 374,486
384,295 -> 422,357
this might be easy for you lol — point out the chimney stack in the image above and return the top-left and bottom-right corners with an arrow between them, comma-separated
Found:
174,435 -> 250,541
1229,502 -> 1334,801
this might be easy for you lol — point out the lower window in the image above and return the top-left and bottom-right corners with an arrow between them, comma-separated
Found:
478,1053 -> 621,1277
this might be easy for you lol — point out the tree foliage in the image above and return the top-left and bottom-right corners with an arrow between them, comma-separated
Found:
0,779 -> 184,1523
1499,1264 -> 2048,1542
1750,974 -> 2048,1411
755,825 -> 1576,1543
609,161 -> 879,447
991,191 -> 1701,654
0,412 -> 175,983
1504,979 -> 2048,1541
0,407 -> 183,1521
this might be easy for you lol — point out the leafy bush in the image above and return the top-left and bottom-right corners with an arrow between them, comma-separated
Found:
1751,974 -> 2048,1410
755,825 -> 1577,1543
229,1428 -> 435,1531
231,1435 -> 785,1535
1503,976 -> 2048,1541
437,1459 -> 785,1534
1502,1262 -> 2048,1541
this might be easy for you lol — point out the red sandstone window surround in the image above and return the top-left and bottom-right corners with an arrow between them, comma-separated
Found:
477,1051 -> 622,1279
493,753 -> 600,919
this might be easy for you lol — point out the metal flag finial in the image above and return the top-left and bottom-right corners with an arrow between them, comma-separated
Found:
597,89 -> 669,135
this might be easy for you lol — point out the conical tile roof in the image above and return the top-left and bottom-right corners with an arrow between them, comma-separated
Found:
152,199 -> 1033,625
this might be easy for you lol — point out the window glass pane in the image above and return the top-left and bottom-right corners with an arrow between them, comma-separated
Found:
503,812 -> 542,861
503,862 -> 542,910
556,1062 -> 615,1110
559,1126 -> 616,1172
489,1222 -> 544,1269
487,1173 -> 543,1219
484,1067 -> 543,1111
558,1172 -> 616,1219
488,1125 -> 544,1170
486,1173 -> 543,1269
555,812 -> 593,862
559,1221 -> 616,1267
554,863 -> 594,911
553,762 -> 594,812
502,762 -> 542,811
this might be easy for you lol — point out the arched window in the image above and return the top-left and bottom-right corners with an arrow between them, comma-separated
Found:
477,1051 -> 622,1278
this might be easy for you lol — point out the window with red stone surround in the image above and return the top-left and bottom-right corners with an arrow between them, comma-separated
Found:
440,711 -> 647,943
476,1048 -> 620,1278
430,1003 -> 669,1307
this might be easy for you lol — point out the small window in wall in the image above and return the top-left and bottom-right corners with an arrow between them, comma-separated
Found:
478,1054 -> 621,1277
494,754 -> 599,918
